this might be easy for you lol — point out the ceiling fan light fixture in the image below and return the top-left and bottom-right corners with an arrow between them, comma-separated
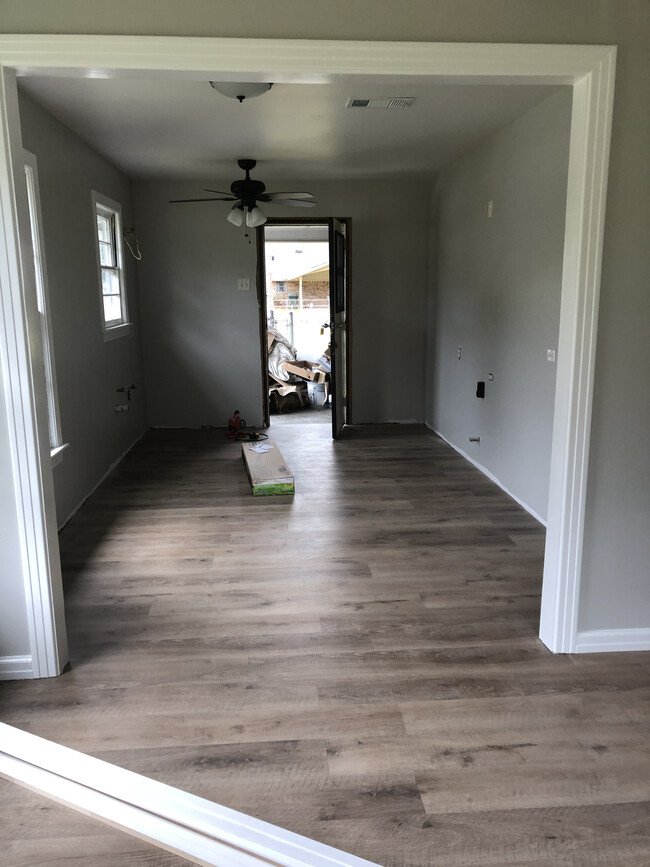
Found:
209,82 -> 273,102
171,160 -> 314,234
226,205 -> 244,226
246,206 -> 267,228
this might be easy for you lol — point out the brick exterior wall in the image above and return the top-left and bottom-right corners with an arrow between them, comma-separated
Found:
272,278 -> 329,308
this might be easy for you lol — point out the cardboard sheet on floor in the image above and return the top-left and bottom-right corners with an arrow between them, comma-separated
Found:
241,440 -> 295,496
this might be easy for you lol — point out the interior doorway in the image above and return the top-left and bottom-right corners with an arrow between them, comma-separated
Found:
263,223 -> 332,424
257,219 -> 350,438
0,38 -> 617,679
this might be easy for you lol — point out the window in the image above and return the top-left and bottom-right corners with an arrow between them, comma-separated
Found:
24,152 -> 66,463
91,191 -> 130,337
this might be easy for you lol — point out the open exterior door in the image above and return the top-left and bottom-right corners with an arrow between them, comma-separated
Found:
328,218 -> 348,439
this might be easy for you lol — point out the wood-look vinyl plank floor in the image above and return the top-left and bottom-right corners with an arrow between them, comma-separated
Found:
0,778 -> 195,866
1,424 -> 648,866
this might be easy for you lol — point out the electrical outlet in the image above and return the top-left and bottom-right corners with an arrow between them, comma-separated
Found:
457,346 -> 462,360
546,349 -> 557,363
238,278 -> 250,291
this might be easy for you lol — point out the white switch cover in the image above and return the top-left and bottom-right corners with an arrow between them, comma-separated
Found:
546,349 -> 556,363
487,200 -> 494,218
238,278 -> 250,291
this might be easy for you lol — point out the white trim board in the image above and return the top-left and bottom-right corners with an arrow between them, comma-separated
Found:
428,426 -> 546,526
0,35 -> 613,81
575,629 -> 650,654
0,655 -> 33,679
0,723 -> 380,867
0,38 -> 617,690
0,65 -> 68,679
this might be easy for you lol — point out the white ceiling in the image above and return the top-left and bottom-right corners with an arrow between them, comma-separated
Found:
265,241 -> 329,283
18,73 -> 563,181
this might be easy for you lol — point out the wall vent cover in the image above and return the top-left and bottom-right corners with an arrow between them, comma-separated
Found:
346,97 -> 415,109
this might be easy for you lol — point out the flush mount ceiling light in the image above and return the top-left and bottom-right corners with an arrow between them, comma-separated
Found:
209,81 -> 273,102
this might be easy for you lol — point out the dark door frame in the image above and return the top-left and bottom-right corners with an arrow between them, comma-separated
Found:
256,217 -> 352,430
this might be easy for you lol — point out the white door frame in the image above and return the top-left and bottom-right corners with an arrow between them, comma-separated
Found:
0,64 -> 67,679
0,37 -> 616,670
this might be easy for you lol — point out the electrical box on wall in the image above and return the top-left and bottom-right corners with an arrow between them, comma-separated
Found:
476,381 -> 485,398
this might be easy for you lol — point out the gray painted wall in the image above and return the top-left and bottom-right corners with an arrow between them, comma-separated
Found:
427,89 -> 572,521
0,0 -> 648,642
133,178 -> 430,427
18,93 -> 147,526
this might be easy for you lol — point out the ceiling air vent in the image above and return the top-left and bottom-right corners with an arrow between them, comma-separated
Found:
386,98 -> 414,109
346,97 -> 415,110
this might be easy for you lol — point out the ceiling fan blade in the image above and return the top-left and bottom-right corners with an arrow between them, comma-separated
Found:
278,199 -> 318,208
169,196 -> 235,203
265,191 -> 315,200
203,189 -> 233,196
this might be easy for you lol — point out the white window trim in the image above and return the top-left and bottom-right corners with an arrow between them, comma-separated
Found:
91,190 -> 132,339
50,442 -> 69,467
102,321 -> 133,342
23,150 -> 67,464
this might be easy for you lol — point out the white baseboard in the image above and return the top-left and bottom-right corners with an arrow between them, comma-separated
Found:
0,655 -> 33,680
575,628 -> 650,653
426,425 -> 546,526
0,723 -> 379,867
58,428 -> 147,530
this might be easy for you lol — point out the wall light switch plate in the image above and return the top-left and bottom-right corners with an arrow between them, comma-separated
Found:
546,349 -> 556,363
238,278 -> 250,291
487,200 -> 494,219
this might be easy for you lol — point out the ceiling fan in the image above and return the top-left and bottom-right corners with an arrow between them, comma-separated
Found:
169,159 -> 317,228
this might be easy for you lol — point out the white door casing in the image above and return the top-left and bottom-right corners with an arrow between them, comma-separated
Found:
0,65 -> 67,679
0,37 -> 616,668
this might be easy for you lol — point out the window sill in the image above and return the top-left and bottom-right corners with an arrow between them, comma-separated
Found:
102,322 -> 133,342
50,443 -> 69,467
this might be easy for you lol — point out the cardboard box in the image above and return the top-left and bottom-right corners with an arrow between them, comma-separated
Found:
281,360 -> 329,383
241,441 -> 294,496
317,349 -> 331,372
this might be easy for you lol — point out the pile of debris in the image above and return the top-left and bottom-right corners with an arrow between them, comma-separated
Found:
267,327 -> 331,413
